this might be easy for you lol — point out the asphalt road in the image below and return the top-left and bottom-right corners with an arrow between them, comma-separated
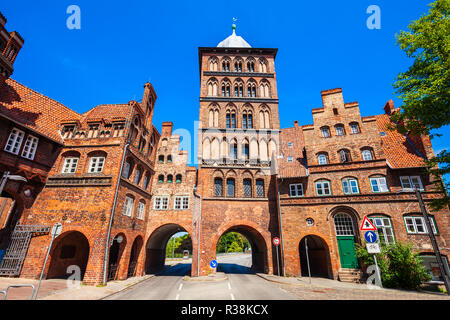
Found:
104,253 -> 297,300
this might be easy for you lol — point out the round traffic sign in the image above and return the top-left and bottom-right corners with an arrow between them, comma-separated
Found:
210,260 -> 218,268
273,237 -> 280,246
364,231 -> 378,243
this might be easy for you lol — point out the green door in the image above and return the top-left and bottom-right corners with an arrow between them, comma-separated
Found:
337,236 -> 359,268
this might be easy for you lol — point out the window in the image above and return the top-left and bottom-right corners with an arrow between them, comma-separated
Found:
289,184 -> 304,197
62,157 -> 79,174
338,149 -> 351,163
134,167 -> 142,184
62,126 -> 75,139
153,196 -> 169,210
113,122 -> 125,137
174,196 -> 190,210
404,216 -> 438,235
243,179 -> 252,197
333,108 -> 339,115
138,137 -> 146,153
214,178 -> 223,197
287,156 -> 294,163
137,201 -> 145,220
123,196 -> 134,217
335,125 -> 345,136
256,179 -> 265,197
318,154 -> 328,165
227,179 -> 235,197
123,161 -> 132,178
320,127 -> 330,138
370,176 -> 389,193
342,177 -> 359,195
176,174 -> 182,184
334,213 -> 354,236
143,174 -> 150,189
362,149 -> 373,161
88,157 -> 105,173
4,128 -> 25,155
21,135 -> 39,160
158,155 -> 164,163
242,143 -> 249,160
226,112 -> 236,129
369,216 -> 395,245
350,123 -> 360,134
230,143 -> 238,159
400,176 -> 424,191
287,142 -> 293,147
167,175 -> 173,183
88,124 -> 99,138
316,180 -> 331,196
315,180 -> 331,196
167,155 -> 172,163
158,175 -> 164,184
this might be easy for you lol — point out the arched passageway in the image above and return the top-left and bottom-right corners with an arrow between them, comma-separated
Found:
127,236 -> 143,278
299,235 -> 332,278
215,225 -> 268,274
145,224 -> 192,275
108,233 -> 127,281
47,231 -> 90,280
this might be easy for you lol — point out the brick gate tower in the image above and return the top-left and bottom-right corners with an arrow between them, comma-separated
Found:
196,23 -> 281,276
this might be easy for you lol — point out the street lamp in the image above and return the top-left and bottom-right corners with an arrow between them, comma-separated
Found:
0,171 -> 27,195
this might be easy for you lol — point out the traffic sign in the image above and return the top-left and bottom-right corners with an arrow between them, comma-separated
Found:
273,237 -> 280,246
210,260 -> 217,268
364,231 -> 378,243
360,216 -> 377,231
366,243 -> 381,254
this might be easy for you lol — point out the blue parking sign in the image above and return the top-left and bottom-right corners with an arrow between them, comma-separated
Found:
364,231 -> 377,243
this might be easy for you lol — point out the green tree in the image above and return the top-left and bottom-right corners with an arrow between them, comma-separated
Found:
216,232 -> 250,253
391,0 -> 450,210
356,242 -> 431,290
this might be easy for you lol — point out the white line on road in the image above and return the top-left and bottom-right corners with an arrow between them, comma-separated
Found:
230,293 -> 235,300
178,283 -> 183,291
176,294 -> 180,300
228,282 -> 232,290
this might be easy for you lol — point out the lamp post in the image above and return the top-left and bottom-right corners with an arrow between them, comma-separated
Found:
413,188 -> 450,295
0,171 -> 27,195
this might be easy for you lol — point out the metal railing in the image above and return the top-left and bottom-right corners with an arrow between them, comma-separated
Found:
1,284 -> 35,300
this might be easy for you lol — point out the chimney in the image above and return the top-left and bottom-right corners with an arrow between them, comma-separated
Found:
161,122 -> 173,137
384,100 -> 396,115
294,120 -> 299,128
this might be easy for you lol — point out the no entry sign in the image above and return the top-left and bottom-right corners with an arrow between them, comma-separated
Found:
273,237 -> 280,246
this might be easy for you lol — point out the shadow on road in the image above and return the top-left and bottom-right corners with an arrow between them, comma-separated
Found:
148,263 -> 192,277
217,263 -> 255,274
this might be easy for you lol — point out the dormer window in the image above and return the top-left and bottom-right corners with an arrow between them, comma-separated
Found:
113,122 -> 125,137
62,125 -> 75,139
87,124 -> 100,138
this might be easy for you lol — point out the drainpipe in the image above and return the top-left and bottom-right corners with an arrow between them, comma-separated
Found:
276,177 -> 286,276
193,185 -> 202,277
103,141 -> 129,284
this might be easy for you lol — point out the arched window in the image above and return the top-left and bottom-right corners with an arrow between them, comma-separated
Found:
369,175 -> 389,193
335,124 -> 345,136
242,110 -> 253,129
259,107 -> 270,129
221,80 -> 231,97
143,173 -> 150,190
247,80 -> 257,97
158,175 -> 164,184
87,151 -> 106,173
123,195 -> 135,217
176,174 -> 182,184
158,155 -> 164,163
227,178 -> 235,197
137,200 -> 146,220
243,179 -> 252,197
246,57 -> 255,72
214,178 -> 223,197
123,159 -> 133,179
320,126 -> 330,138
226,110 -> 236,128
317,153 -> 328,165
334,213 -> 354,236
167,174 -> 173,183
234,80 -> 244,97
362,148 -> 374,161
167,155 -> 172,163
207,78 -> 218,96
350,122 -> 360,134
260,80 -> 270,98
242,140 -> 250,160
209,57 -> 218,71
229,140 -> 238,159
61,151 -> 81,174
134,166 -> 142,185
259,58 -> 268,73
338,149 -> 351,163
234,59 -> 242,72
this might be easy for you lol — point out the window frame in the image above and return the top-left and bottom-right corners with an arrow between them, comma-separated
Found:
88,156 -> 105,173
137,201 -> 145,220
342,177 -> 360,195
315,180 -> 332,196
123,196 -> 134,217
404,216 -> 438,235
400,176 -> 424,191
61,157 -> 79,174
368,216 -> 396,245
369,176 -> 389,193
153,196 -> 170,210
4,128 -> 25,155
21,135 -> 39,160
289,183 -> 304,197
317,154 -> 328,165
174,196 -> 190,210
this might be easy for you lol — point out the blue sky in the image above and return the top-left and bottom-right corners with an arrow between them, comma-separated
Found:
3,0 -> 449,173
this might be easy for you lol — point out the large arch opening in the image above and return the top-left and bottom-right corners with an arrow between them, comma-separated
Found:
215,225 -> 268,274
299,235 -> 332,278
107,233 -> 127,281
145,224 -> 192,276
47,231 -> 90,280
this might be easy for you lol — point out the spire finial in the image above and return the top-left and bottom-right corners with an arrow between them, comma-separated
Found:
232,17 -> 237,33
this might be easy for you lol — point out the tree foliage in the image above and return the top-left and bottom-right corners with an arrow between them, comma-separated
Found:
391,0 -> 450,210
216,232 -> 250,253
356,241 -> 431,290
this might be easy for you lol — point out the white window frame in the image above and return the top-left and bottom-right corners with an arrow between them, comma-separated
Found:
4,128 -> 25,155
369,216 -> 396,245
400,176 -> 424,191
315,180 -> 331,196
174,196 -> 190,210
153,196 -> 170,210
350,123 -> 359,134
88,157 -> 105,173
287,156 -> 294,163
342,178 -> 359,195
289,184 -> 304,197
404,216 -> 437,235
21,135 -> 39,160
318,154 -> 327,165
321,127 -> 330,138
137,201 -> 145,220
336,126 -> 344,136
362,149 -> 373,161
61,157 -> 79,174
123,196 -> 134,217
370,177 -> 389,193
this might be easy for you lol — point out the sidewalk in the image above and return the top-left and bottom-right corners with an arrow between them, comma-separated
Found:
256,273 -> 450,300
0,275 -> 154,300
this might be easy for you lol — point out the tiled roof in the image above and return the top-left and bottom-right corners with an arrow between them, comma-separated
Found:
0,78 -> 81,143
80,104 -> 131,124
279,124 -> 308,178
375,114 -> 426,169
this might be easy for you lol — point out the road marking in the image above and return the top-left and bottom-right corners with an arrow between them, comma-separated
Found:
230,293 -> 235,300
178,283 -> 183,291
175,294 -> 180,300
227,282 -> 232,290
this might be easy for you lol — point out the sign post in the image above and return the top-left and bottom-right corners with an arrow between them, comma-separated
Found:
33,223 -> 62,300
361,218 -> 382,288
273,237 -> 280,276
